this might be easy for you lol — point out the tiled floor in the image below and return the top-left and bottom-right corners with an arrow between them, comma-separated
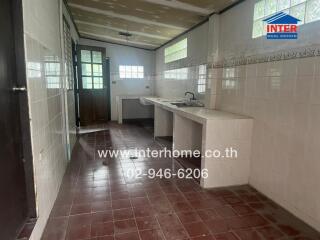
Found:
42,122 -> 320,240
17,218 -> 37,240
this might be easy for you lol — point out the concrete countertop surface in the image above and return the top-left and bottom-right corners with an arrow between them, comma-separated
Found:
142,97 -> 251,123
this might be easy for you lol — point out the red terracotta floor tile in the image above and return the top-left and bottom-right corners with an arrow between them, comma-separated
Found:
166,193 -> 186,203
227,214 -> 269,229
133,205 -> 155,218
91,211 -> 113,223
111,199 -> 131,210
42,123 -> 320,240
214,232 -> 239,240
114,231 -> 140,240
177,211 -> 202,224
278,224 -> 300,236
113,208 -> 134,221
231,204 -> 255,216
197,209 -> 219,221
71,203 -> 92,215
161,226 -> 189,240
191,236 -> 215,240
68,213 -> 92,227
136,216 -> 160,230
111,191 -> 129,201
91,201 -> 112,212
91,221 -> 114,237
204,219 -> 230,234
257,226 -> 284,239
113,219 -> 137,234
17,222 -> 36,239
139,229 -> 165,240
214,206 -> 237,218
90,236 -> 114,240
223,195 -> 243,205
234,229 -> 262,240
130,197 -> 149,207
157,213 -> 182,228
238,193 -> 261,203
184,221 -> 211,237
67,224 -> 91,240
50,204 -> 71,218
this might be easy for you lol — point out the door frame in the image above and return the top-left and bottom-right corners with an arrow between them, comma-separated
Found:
72,41 -> 80,127
76,45 -> 111,125
105,57 -> 111,121
12,0 -> 37,219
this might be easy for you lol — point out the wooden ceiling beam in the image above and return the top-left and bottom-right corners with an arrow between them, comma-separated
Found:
75,20 -> 171,41
141,0 -> 212,15
69,3 -> 187,30
80,31 -> 160,48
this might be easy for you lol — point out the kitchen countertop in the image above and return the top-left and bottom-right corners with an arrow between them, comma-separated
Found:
116,95 -> 154,124
142,97 -> 251,124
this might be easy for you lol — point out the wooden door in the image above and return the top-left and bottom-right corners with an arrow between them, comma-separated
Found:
77,46 -> 109,126
0,0 -> 29,238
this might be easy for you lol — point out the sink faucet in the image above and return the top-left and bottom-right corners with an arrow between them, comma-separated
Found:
185,91 -> 196,101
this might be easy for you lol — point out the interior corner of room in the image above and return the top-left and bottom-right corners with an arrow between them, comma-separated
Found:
2,0 -> 320,239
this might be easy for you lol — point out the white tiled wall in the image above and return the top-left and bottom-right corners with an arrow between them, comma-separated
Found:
214,57 -> 320,231
22,0 -> 75,239
79,38 -> 155,121
209,0 -> 320,232
155,22 -> 209,100
25,34 -> 68,240
154,0 -> 320,232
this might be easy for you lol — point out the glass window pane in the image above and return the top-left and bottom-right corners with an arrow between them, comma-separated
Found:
125,66 -> 131,72
82,63 -> 92,76
254,0 -> 265,20
138,72 -> 144,78
290,3 -> 306,24
93,64 -> 102,76
252,20 -> 263,38
47,77 -> 60,89
119,65 -> 125,72
132,71 -> 138,78
278,0 -> 290,11
81,50 -> 91,63
125,68 -> 132,78
138,66 -> 144,73
92,51 -> 102,63
165,38 -> 187,63
120,71 -> 125,78
306,0 -> 320,23
291,0 -> 306,6
131,66 -> 138,73
265,0 -> 277,16
93,77 -> 103,89
82,77 -> 92,89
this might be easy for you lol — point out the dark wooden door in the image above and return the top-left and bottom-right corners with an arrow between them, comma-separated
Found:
77,46 -> 109,126
0,0 -> 29,238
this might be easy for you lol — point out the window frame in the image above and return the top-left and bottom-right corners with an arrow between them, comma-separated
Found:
79,47 -> 105,90
164,38 -> 188,64
252,0 -> 320,39
164,67 -> 189,80
44,56 -> 61,89
119,65 -> 145,79
197,64 -> 207,94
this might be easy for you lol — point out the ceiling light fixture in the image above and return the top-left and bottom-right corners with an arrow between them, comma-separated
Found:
119,31 -> 132,43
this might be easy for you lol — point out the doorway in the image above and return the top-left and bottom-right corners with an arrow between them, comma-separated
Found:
76,45 -> 110,126
0,0 -> 36,239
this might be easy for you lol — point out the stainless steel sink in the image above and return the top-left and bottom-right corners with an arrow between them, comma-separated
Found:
170,102 -> 204,108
